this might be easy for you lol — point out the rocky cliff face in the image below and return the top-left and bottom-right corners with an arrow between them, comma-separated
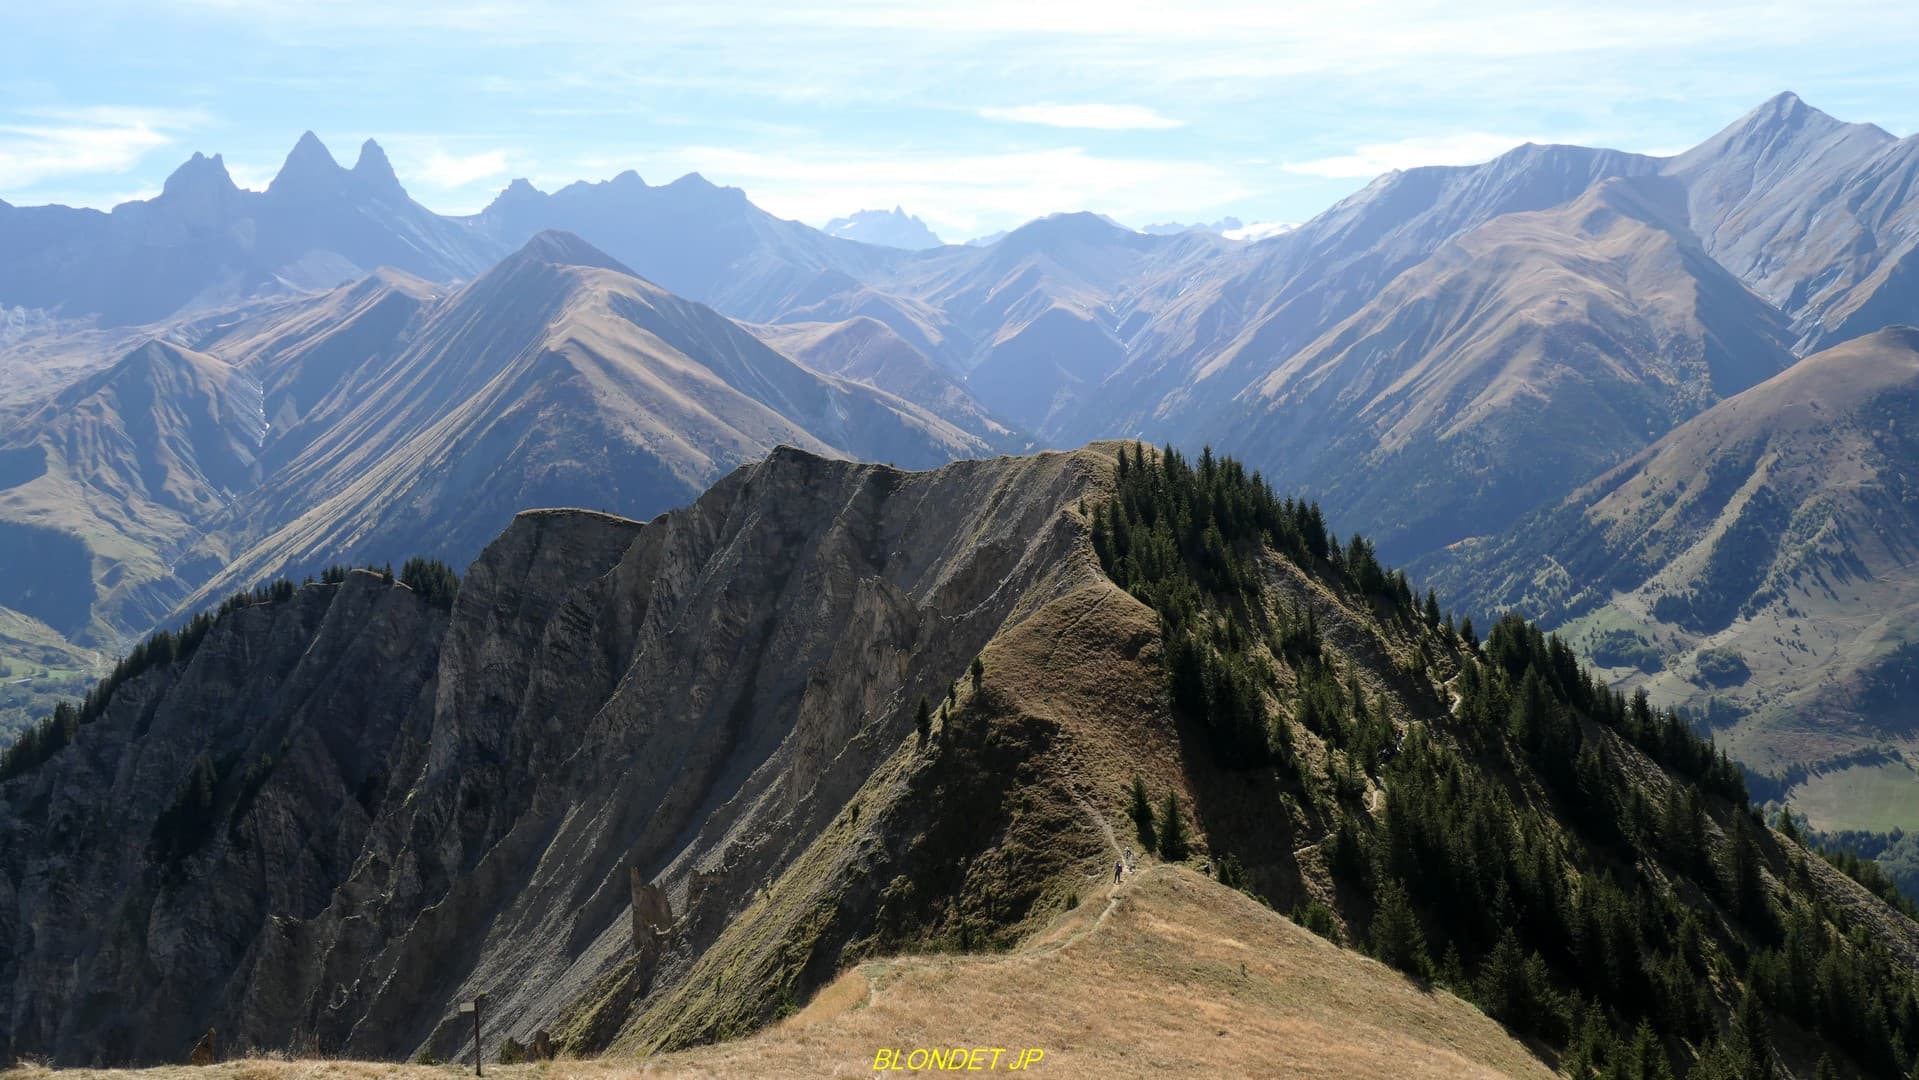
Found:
0,571 -> 446,1062
0,444 -> 1116,1064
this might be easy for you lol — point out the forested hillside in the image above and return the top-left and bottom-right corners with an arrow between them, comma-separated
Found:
1092,443 -> 1919,1078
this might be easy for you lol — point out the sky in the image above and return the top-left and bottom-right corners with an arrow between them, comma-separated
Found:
3,1 -> 1918,241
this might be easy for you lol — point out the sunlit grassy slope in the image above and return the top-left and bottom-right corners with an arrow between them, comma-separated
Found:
2,866 -> 1551,1079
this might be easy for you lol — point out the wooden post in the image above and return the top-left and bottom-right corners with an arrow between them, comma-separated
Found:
461,997 -> 484,1076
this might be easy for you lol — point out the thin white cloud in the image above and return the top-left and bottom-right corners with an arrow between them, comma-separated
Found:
223,161 -> 279,192
414,148 -> 512,188
0,107 -> 206,192
1281,133 -> 1543,178
979,104 -> 1182,130
29,0 -> 1919,227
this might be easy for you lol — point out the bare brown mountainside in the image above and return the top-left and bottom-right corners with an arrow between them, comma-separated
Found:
1222,174 -> 1794,561
1061,142 -> 1669,452
1438,326 -> 1919,770
0,231 -> 993,658
0,341 -> 266,641
1031,96 -> 1919,565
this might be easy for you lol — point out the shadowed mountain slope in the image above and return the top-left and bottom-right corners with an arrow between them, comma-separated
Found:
0,340 -> 265,640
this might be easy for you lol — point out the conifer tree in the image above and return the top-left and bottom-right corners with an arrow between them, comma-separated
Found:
399,557 -> 460,609
970,655 -> 985,691
1370,877 -> 1428,976
1629,1019 -> 1673,1080
1126,774 -> 1156,851
1563,1004 -> 1605,1079
1732,986 -> 1775,1080
1775,807 -> 1800,844
1509,668 -> 1550,752
1157,792 -> 1189,861
916,697 -> 931,741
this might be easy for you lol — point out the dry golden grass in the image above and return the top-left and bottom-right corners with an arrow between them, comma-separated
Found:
8,866 -> 1553,1080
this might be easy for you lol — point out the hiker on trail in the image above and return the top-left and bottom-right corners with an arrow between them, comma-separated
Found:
1115,859 -> 1124,884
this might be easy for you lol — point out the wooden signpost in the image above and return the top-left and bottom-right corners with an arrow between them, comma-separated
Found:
460,996 -> 485,1076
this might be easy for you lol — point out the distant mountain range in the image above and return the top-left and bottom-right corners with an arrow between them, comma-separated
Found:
6,91 -> 1919,786
0,134 -> 495,326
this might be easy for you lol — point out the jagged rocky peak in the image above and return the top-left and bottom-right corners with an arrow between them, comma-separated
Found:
277,130 -> 340,175
540,169 -> 649,202
160,151 -> 240,199
351,137 -> 405,195
485,176 -> 547,213
260,131 -> 421,203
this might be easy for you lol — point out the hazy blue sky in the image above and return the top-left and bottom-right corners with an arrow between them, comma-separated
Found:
4,1 -> 1917,240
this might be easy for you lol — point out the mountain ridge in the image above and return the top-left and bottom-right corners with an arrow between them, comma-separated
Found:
5,442 -> 1918,1078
